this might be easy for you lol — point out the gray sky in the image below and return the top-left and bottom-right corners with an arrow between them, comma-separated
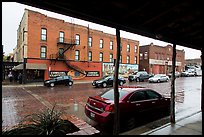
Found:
2,2 -> 201,59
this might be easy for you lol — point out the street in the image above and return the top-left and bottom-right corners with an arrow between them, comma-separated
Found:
2,76 -> 202,134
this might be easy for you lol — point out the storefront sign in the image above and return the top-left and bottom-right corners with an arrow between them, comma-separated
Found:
49,71 -> 67,78
86,71 -> 100,77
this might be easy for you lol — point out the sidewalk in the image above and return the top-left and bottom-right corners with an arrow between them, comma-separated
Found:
2,80 -> 93,87
121,111 -> 202,135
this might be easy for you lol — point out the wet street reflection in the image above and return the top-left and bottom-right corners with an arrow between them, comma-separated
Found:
2,77 -> 202,134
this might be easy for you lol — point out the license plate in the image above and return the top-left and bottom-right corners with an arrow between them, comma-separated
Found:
90,112 -> 95,118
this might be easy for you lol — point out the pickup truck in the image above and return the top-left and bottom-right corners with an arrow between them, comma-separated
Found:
128,71 -> 152,82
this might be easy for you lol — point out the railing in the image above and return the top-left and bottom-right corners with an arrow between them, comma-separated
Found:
57,37 -> 76,45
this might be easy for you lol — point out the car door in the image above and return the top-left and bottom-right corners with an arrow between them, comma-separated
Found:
107,77 -> 113,86
127,91 -> 150,117
145,90 -> 163,115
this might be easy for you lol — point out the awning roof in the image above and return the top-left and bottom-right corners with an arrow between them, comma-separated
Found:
19,1 -> 202,50
13,63 -> 47,70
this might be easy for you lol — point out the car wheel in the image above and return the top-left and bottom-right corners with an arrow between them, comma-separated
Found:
157,79 -> 160,83
126,117 -> 136,130
68,81 -> 73,86
136,78 -> 140,82
102,82 -> 107,88
50,83 -> 55,87
119,81 -> 123,86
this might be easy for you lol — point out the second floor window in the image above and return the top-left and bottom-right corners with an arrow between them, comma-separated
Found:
135,45 -> 137,53
127,44 -> 130,52
88,37 -> 92,47
120,55 -> 122,63
75,50 -> 80,61
88,51 -> 92,61
41,28 -> 47,41
110,41 -> 113,50
40,46 -> 46,59
100,52 -> 103,62
100,39 -> 103,49
127,56 -> 130,64
140,53 -> 143,60
134,56 -> 137,64
110,53 -> 113,62
59,31 -> 64,43
144,52 -> 148,59
76,34 -> 80,45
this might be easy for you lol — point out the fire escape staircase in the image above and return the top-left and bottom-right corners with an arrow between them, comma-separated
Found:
49,37 -> 86,75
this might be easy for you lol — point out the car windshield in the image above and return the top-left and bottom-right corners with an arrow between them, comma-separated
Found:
98,75 -> 112,80
100,89 -> 127,101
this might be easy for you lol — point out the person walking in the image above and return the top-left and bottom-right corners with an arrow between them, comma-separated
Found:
18,73 -> 23,84
8,72 -> 13,82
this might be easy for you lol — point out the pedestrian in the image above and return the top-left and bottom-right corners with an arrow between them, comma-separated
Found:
18,73 -> 23,84
8,72 -> 13,82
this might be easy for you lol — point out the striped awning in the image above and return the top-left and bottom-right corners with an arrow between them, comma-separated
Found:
12,63 -> 47,70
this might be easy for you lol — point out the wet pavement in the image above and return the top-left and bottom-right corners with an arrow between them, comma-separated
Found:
2,76 -> 202,134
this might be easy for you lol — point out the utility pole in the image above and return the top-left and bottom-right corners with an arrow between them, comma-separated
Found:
113,28 -> 121,135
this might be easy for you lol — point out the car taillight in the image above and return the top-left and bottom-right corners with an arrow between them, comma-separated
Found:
105,105 -> 114,112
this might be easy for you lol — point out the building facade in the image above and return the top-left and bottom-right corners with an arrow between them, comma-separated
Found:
13,9 -> 140,82
139,43 -> 185,74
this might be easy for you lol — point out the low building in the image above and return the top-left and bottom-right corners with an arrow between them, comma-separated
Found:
139,43 -> 185,75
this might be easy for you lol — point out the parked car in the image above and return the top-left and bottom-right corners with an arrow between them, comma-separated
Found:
128,71 -> 152,82
85,86 -> 170,129
148,74 -> 169,83
181,70 -> 196,77
168,71 -> 181,78
92,75 -> 126,88
44,75 -> 73,87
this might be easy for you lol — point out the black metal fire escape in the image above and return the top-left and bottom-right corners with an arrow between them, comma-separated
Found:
50,37 -> 86,75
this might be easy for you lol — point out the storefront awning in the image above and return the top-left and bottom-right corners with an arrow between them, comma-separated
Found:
13,63 -> 47,70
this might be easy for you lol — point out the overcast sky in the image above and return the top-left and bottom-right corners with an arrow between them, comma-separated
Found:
2,2 -> 201,59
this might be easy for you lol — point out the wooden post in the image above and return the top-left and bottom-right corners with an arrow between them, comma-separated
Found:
170,44 -> 176,123
113,28 -> 121,135
201,48 -> 203,111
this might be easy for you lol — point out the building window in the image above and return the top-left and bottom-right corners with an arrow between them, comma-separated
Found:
75,50 -> 80,61
135,45 -> 137,53
120,55 -> 122,63
110,53 -> 113,62
134,56 -> 137,64
127,44 -> 130,52
140,53 -> 143,60
59,31 -> 64,43
88,51 -> 92,61
127,56 -> 130,64
40,46 -> 46,59
76,34 -> 80,45
144,52 -> 148,59
88,37 -> 92,47
41,28 -> 47,41
100,39 -> 103,49
100,52 -> 103,62
110,41 -> 113,50
120,43 -> 122,51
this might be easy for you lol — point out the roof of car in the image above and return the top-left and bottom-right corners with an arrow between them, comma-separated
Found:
119,86 -> 148,93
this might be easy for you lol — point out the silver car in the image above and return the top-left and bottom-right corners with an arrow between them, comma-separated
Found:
148,74 -> 170,83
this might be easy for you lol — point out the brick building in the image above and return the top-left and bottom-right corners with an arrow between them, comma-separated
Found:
13,9 -> 139,82
139,43 -> 185,75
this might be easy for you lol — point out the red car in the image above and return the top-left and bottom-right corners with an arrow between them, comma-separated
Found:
85,86 -> 170,129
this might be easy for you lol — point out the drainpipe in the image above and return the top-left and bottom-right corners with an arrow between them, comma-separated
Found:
113,28 -> 121,135
170,43 -> 176,123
